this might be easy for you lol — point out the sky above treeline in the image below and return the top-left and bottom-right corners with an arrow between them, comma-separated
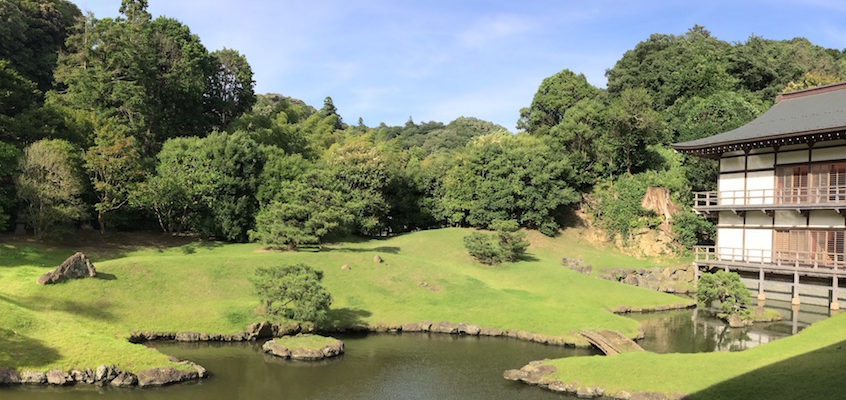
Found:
73,0 -> 846,130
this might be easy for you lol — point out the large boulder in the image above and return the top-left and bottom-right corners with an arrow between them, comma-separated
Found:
46,370 -> 71,385
37,252 -> 97,285
109,371 -> 137,387
20,371 -> 46,384
136,367 -> 199,387
0,368 -> 21,385
245,321 -> 274,340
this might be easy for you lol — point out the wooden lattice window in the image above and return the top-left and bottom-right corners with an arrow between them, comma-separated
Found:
776,166 -> 809,204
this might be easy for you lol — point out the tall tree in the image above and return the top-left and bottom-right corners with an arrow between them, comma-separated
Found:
602,88 -> 666,176
207,48 -> 256,130
518,69 -> 600,134
84,120 -> 145,233
16,139 -> 86,237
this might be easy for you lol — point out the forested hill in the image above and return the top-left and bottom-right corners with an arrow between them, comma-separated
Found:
2,1 -> 845,252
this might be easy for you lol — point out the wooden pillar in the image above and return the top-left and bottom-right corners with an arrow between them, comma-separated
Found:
792,271 -> 801,306
832,276 -> 840,311
757,268 -> 766,302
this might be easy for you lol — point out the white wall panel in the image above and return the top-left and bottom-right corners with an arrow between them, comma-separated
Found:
777,150 -> 809,165
718,172 -> 745,205
745,211 -> 773,227
747,154 -> 775,169
718,211 -> 744,227
717,228 -> 744,261
746,170 -> 775,205
809,210 -> 846,228
811,146 -> 846,162
744,228 -> 773,263
720,156 -> 745,172
774,210 -> 807,227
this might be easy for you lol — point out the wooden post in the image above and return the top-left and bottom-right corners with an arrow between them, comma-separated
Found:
757,268 -> 766,302
832,275 -> 840,311
792,271 -> 801,306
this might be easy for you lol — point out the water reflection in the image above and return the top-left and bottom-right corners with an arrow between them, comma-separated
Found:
631,300 -> 831,353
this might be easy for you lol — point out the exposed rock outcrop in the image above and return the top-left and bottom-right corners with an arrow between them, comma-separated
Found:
567,264 -> 696,294
37,252 -> 97,285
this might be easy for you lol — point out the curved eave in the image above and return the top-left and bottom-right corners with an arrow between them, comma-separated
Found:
672,128 -> 846,158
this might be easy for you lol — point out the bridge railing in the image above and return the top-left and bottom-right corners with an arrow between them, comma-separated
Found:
694,245 -> 846,271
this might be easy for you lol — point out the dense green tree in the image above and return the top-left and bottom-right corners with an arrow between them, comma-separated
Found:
421,116 -> 506,154
16,139 -> 86,237
84,120 -> 145,233
518,69 -> 600,134
326,139 -> 389,235
251,264 -> 332,323
441,134 -> 579,235
463,220 -> 528,264
0,141 -> 20,230
0,0 -> 81,91
207,48 -> 256,130
606,26 -> 735,110
602,88 -> 666,175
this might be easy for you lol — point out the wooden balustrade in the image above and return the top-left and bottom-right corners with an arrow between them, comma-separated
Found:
694,245 -> 846,271
692,185 -> 846,209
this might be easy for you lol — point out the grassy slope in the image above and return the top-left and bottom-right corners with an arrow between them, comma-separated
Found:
541,311 -> 846,398
0,227 -> 687,372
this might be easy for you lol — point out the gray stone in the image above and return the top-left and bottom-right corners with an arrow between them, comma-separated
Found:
0,368 -> 21,385
20,371 -> 46,384
479,327 -> 503,336
431,321 -> 458,334
109,371 -> 137,387
576,386 -> 597,398
137,367 -> 198,387
457,323 -> 480,335
245,321 -> 274,340
175,331 -> 200,341
373,255 -> 383,263
614,390 -> 633,400
94,365 -> 117,383
46,369 -> 71,385
37,252 -> 97,285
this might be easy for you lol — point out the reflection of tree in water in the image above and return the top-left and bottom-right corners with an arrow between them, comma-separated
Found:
633,309 -> 788,354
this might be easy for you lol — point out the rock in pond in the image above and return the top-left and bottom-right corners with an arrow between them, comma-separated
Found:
37,252 -> 97,285
20,371 -> 47,384
0,368 -> 21,385
136,366 -> 200,387
46,369 -> 72,385
110,371 -> 137,387
262,334 -> 344,361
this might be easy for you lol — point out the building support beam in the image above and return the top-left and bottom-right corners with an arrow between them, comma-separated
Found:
757,268 -> 766,302
792,271 -> 801,306
832,276 -> 840,311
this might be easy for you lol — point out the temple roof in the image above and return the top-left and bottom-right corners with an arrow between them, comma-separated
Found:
672,82 -> 846,157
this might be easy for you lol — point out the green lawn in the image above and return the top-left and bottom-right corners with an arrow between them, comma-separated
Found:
271,334 -> 340,350
0,227 -> 689,372
539,310 -> 846,399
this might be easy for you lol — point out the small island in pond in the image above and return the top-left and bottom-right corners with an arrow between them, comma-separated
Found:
262,335 -> 345,361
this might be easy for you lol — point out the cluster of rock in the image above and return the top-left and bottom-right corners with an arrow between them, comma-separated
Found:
0,360 -> 206,388
365,321 -> 584,346
36,252 -> 97,285
262,335 -> 344,360
504,361 -> 682,400
601,266 -> 695,294
128,321 -> 305,344
563,258 -> 695,294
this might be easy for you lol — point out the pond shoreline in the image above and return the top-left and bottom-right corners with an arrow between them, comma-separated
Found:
0,301 -> 694,389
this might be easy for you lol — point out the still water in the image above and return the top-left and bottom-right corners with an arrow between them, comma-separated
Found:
1,302 -> 830,400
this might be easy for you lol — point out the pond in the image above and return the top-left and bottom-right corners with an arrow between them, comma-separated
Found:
1,301 -> 831,399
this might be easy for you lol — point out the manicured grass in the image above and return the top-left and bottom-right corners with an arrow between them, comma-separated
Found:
271,334 -> 339,350
539,310 -> 846,399
0,227 -> 689,372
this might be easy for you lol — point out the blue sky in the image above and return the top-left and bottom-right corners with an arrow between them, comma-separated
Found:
73,1 -> 846,130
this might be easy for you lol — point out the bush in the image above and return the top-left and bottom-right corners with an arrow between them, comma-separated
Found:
463,232 -> 504,264
463,220 -> 529,264
673,210 -> 715,251
251,264 -> 332,323
696,270 -> 750,318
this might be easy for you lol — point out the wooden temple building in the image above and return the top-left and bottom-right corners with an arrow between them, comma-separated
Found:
672,82 -> 846,310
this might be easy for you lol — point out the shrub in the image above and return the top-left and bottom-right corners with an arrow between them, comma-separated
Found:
673,210 -> 715,251
463,232 -> 504,264
464,220 -> 529,264
696,270 -> 750,318
251,264 -> 332,323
